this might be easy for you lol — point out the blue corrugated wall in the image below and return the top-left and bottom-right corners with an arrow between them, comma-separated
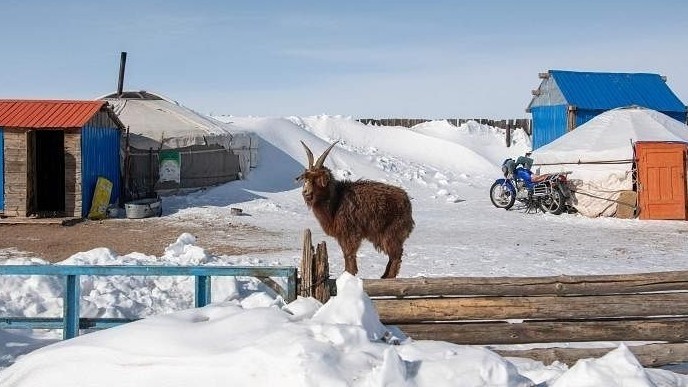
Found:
81,126 -> 120,217
0,127 -> 4,211
665,111 -> 688,124
574,109 -> 600,128
531,105 -> 568,149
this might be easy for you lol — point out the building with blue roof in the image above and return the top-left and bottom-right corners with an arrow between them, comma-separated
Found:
526,70 -> 687,149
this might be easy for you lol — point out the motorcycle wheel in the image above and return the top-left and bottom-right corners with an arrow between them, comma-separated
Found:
539,186 -> 566,215
490,182 -> 516,210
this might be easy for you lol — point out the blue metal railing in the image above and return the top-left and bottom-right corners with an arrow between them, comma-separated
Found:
0,265 -> 297,339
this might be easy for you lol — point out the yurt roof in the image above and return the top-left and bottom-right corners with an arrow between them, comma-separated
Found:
533,106 -> 688,165
99,91 -> 236,150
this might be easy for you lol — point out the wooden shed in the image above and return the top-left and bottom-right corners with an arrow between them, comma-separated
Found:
0,100 -> 124,218
636,141 -> 688,220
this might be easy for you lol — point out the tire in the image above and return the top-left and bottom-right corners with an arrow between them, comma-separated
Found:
490,181 -> 516,210
539,186 -> 566,215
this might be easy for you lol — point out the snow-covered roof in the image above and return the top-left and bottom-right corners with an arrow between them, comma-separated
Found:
101,92 -> 237,150
533,106 -> 688,165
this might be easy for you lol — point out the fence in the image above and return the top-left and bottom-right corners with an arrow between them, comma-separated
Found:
3,238 -> 687,368
357,118 -> 532,135
299,230 -> 688,368
0,265 -> 297,339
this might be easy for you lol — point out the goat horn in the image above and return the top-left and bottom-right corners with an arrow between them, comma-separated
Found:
300,141 -> 314,168
315,141 -> 339,168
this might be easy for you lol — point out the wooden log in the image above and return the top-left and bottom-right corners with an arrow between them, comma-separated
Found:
362,271 -> 688,297
299,229 -> 314,298
313,241 -> 330,303
395,317 -> 688,345
373,293 -> 688,323
256,276 -> 286,299
299,229 -> 331,303
493,342 -> 688,368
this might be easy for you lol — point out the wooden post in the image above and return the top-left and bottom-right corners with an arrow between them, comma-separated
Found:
314,241 -> 330,303
300,229 -> 331,303
300,229 -> 314,298
148,147 -> 155,197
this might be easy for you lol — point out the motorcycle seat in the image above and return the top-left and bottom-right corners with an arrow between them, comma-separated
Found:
531,174 -> 551,183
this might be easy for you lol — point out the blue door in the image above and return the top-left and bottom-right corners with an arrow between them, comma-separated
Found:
81,126 -> 121,217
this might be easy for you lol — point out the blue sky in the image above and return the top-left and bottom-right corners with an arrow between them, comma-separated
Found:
1,0 -> 686,118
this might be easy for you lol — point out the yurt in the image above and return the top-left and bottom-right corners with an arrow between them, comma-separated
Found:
99,91 -> 257,198
532,106 -> 688,218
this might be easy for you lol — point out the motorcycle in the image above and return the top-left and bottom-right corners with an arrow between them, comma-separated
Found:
490,155 -> 572,215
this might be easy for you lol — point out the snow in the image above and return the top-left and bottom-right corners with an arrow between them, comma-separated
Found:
1,115 -> 688,386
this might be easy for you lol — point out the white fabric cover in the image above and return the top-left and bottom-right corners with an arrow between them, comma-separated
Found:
532,107 -> 688,217
105,98 -> 237,150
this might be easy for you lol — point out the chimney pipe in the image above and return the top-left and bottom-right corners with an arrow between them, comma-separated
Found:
117,52 -> 127,97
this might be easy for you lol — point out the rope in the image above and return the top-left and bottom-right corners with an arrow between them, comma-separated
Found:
300,274 -> 330,293
534,159 -> 634,166
570,188 -> 638,209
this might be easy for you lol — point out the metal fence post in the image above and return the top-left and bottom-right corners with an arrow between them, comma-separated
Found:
195,275 -> 211,307
63,275 -> 80,340
286,268 -> 297,303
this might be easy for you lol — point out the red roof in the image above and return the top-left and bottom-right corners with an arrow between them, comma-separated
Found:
0,100 -> 109,129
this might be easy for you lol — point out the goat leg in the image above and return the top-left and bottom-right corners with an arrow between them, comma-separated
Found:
344,254 -> 359,276
381,258 -> 401,279
381,247 -> 403,278
340,239 -> 361,276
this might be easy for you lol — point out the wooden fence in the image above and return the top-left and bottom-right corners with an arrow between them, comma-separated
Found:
357,118 -> 532,135
299,230 -> 688,368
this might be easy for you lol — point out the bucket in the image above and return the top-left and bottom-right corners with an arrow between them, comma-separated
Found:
125,198 -> 162,219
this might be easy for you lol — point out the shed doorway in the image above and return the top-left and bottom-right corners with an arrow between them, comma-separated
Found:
28,130 -> 65,216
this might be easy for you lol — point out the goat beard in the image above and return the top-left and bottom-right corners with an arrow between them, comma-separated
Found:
302,192 -> 319,208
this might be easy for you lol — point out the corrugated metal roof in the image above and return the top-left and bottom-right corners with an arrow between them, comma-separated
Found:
0,100 -> 107,128
550,70 -> 686,112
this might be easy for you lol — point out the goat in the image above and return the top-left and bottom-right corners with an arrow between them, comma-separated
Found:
296,141 -> 415,279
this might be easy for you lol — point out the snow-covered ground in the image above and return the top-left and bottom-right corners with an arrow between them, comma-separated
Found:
1,116 -> 688,386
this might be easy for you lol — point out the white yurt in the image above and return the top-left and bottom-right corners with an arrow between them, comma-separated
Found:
532,106 -> 688,217
100,91 -> 257,197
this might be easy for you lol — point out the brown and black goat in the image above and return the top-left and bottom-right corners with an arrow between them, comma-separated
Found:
296,141 -> 415,279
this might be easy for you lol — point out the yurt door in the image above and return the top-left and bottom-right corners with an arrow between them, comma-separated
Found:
636,141 -> 688,220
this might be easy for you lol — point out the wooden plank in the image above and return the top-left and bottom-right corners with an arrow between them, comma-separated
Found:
362,271 -> 688,297
4,160 -> 28,173
373,293 -> 688,323
395,317 -> 688,345
494,342 -> 688,368
3,130 -> 26,147
4,173 -> 27,188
